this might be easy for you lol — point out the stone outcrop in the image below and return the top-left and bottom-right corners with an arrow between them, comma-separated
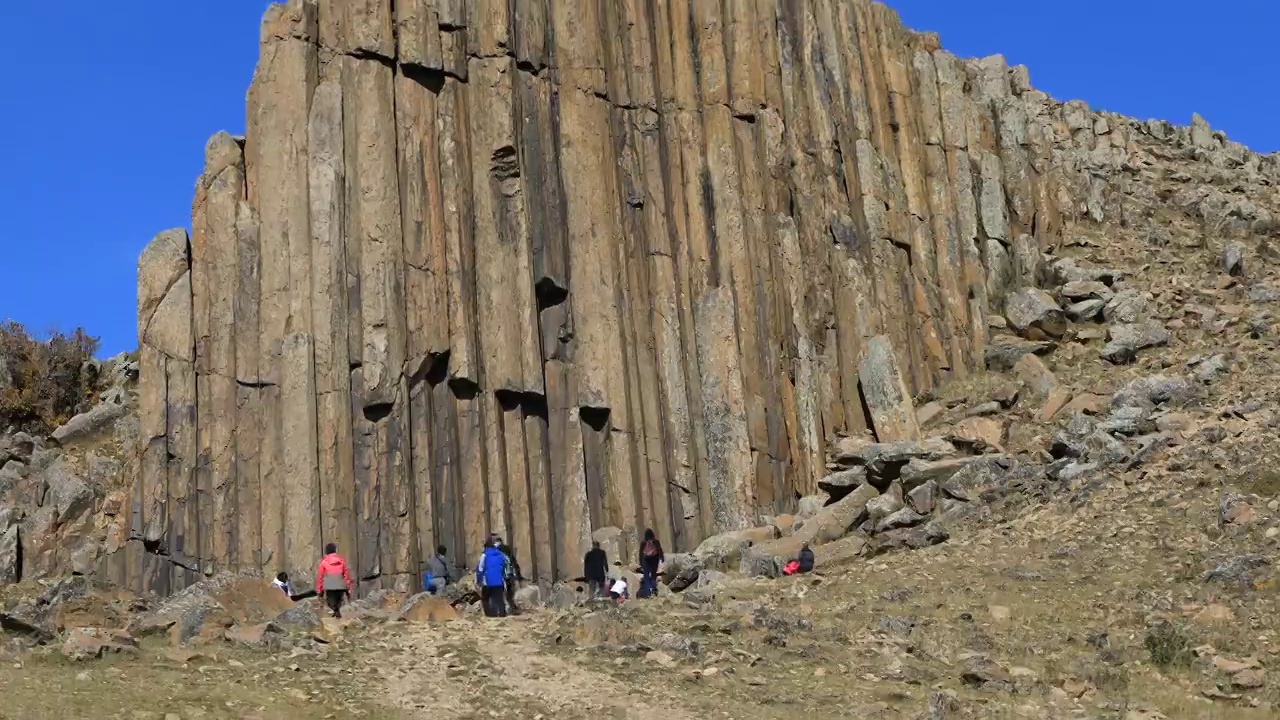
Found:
0,353 -> 140,589
119,0 -> 1280,595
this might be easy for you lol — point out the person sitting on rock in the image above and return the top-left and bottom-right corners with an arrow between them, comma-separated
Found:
583,541 -> 609,599
425,545 -> 451,594
798,542 -> 815,574
316,543 -> 354,619
475,537 -> 510,618
273,571 -> 293,597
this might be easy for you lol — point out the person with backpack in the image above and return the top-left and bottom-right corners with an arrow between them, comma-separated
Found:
583,541 -> 609,599
475,537 -> 509,617
637,528 -> 664,599
315,543 -> 353,618
496,537 -> 523,615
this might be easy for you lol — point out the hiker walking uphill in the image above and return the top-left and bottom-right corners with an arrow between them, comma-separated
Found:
316,543 -> 353,618
496,537 -> 523,615
584,541 -> 609,599
475,538 -> 510,617
638,528 -> 664,598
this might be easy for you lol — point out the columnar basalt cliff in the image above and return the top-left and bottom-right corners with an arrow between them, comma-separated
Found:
116,0 -> 1278,596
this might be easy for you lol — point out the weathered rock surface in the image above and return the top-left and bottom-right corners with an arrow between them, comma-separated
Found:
104,0 -> 1280,597
1005,288 -> 1067,339
1101,320 -> 1171,364
984,336 -> 1055,372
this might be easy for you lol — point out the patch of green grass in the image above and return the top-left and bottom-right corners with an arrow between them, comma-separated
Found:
1144,621 -> 1194,670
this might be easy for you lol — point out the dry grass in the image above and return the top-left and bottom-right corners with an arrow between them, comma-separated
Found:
0,637 -> 400,720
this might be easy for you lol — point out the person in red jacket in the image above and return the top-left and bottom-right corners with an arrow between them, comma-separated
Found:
315,543 -> 353,618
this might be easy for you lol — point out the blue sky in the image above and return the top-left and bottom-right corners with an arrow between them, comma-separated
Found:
1,1 -> 1275,357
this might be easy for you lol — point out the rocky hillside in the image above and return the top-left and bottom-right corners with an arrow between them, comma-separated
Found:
116,0 -> 1280,600
2,0 -> 1278,598
2,1 -> 1279,717
0,352 -> 138,587
3,203 -> 1279,719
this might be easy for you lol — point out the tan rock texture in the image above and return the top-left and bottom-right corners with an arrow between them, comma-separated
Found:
120,0 -> 1279,594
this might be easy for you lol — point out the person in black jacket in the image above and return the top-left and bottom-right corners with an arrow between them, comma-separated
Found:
797,542 -> 815,574
637,528 -> 664,598
583,541 -> 609,599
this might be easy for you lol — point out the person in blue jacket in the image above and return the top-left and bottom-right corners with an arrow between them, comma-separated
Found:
475,537 -> 510,617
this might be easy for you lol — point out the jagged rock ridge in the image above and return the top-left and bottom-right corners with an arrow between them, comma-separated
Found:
119,0 -> 1278,595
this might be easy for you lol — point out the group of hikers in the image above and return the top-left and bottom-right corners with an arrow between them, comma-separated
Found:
583,528 -> 665,601
285,528 -> 815,619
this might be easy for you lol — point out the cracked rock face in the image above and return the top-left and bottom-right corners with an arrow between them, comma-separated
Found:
110,0 -> 1280,598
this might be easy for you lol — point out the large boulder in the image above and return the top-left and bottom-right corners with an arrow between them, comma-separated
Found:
795,493 -> 829,519
1048,257 -> 1123,286
49,400 -> 129,448
865,483 -> 905,528
739,537 -> 799,578
592,526 -> 632,577
60,627 -> 138,661
830,438 -> 957,483
1103,289 -> 1150,323
693,526 -> 782,569
1110,375 -> 1197,412
272,600 -> 322,631
938,455 -> 1017,502
1065,298 -> 1105,322
40,458 -> 95,523
817,468 -> 867,498
131,574 -> 295,645
872,521 -> 950,553
52,594 -> 125,632
876,507 -> 927,533
1101,321 -> 1171,364
662,553 -> 703,592
1012,354 -> 1057,399
984,336 -> 1055,372
1004,288 -> 1067,339
947,417 -> 1005,452
395,593 -> 460,623
858,336 -> 920,442
1059,280 -> 1113,303
907,480 -> 938,514
899,456 -> 996,491
796,482 -> 880,544
17,458 -> 99,580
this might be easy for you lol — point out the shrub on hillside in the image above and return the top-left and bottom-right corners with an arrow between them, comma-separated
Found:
0,320 -> 99,435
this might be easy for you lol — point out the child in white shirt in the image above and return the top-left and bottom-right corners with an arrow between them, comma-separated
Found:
609,576 -> 629,601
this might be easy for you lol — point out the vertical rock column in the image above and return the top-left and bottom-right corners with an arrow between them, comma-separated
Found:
129,0 -> 1089,595
135,228 -> 194,594
191,133 -> 247,576
245,0 -> 319,586
309,78 -> 357,586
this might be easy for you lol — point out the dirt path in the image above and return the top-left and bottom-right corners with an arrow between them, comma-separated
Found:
380,616 -> 697,720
